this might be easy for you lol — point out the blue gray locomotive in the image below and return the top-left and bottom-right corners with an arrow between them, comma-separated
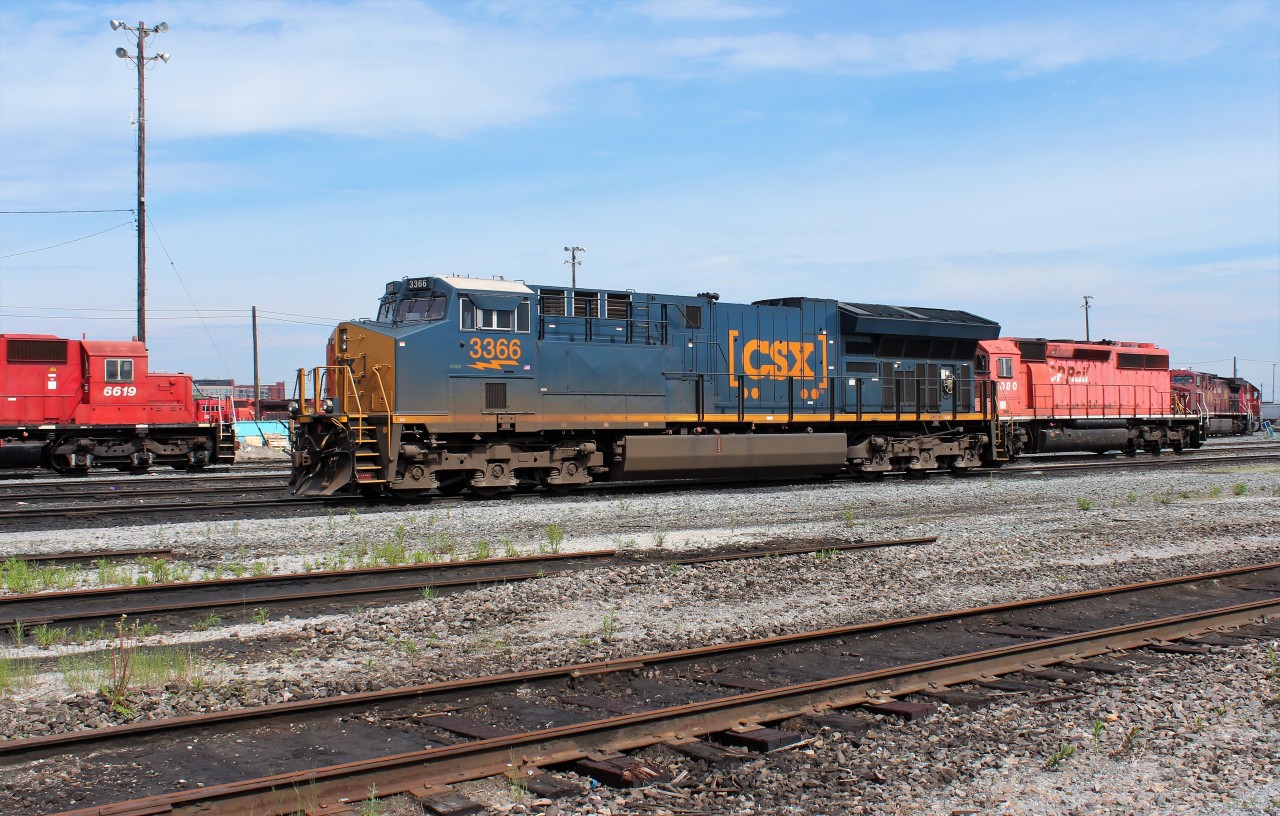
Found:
289,276 -> 1003,497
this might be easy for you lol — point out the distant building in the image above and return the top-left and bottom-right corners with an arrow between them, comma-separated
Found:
194,379 -> 286,402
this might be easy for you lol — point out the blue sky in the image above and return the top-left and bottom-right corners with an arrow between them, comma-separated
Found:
1,0 -> 1277,396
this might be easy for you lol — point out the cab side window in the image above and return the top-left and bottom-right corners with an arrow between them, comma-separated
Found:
105,358 -> 134,382
460,297 -> 530,332
997,357 -> 1013,378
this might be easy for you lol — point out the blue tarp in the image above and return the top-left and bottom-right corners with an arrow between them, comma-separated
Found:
234,420 -> 289,445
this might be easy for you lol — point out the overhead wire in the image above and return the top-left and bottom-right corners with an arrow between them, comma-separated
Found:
0,221 -> 134,259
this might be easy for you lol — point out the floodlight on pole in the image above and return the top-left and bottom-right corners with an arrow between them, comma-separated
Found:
1081,295 -> 1094,342
110,19 -> 169,345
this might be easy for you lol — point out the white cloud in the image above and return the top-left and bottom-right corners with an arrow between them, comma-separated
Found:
1,0 -> 1270,149
633,0 -> 783,23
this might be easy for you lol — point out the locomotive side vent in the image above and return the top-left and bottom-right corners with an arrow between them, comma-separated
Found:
1117,353 -> 1168,370
485,382 -> 508,411
7,339 -> 68,364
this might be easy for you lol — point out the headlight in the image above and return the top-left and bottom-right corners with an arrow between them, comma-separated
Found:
321,398 -> 334,414
287,401 -> 300,416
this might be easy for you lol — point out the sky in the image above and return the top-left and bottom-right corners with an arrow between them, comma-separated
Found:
1,0 -> 1278,397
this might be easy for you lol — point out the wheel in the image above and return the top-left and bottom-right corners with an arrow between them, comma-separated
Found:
469,485 -> 508,498
390,488 -> 428,500
513,478 -> 539,493
435,476 -> 467,496
540,483 -> 581,496
903,468 -> 929,481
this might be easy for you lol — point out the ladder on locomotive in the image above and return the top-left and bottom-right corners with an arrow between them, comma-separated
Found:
631,298 -> 654,345
335,365 -> 388,485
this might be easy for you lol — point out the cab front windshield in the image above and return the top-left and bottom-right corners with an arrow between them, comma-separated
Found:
378,292 -> 448,323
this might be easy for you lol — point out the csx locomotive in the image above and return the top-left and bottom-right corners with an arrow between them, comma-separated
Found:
289,276 -> 1007,496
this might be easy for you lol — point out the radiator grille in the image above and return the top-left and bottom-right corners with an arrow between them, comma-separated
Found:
6,339 -> 68,364
484,382 -> 508,411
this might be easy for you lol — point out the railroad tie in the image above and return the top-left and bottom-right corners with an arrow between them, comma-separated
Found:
409,787 -> 486,816
915,688 -> 997,708
710,725 -> 806,752
1022,667 -> 1094,684
521,772 -> 584,799
801,711 -> 878,742
859,700 -> 937,721
575,753 -> 672,788
1067,659 -> 1132,675
665,738 -> 754,766
1146,642 -> 1214,655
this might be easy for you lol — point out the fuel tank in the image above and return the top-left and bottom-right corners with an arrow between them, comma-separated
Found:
612,433 -> 848,480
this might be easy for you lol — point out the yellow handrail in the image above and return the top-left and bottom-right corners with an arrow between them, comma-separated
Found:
370,364 -> 392,414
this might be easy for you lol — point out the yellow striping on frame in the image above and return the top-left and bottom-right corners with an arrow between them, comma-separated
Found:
375,412 -> 991,425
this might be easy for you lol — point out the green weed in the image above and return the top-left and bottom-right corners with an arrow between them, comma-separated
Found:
600,610 -> 617,643
252,607 -> 272,624
32,623 -> 70,648
545,524 -> 565,553
191,612 -> 223,632
0,656 -> 38,692
1075,497 -> 1093,511
1044,742 -> 1076,770
1233,482 -> 1248,496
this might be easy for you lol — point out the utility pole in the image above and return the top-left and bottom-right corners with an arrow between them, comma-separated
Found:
111,19 -> 169,345
252,306 -> 261,421
564,246 -> 585,288
1081,295 -> 1094,342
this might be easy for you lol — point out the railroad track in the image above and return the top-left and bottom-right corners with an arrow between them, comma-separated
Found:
0,472 -> 290,503
0,537 -> 934,638
1,446 -> 1276,529
10,562 -> 1279,816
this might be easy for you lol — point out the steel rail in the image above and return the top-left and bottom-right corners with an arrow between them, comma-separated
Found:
0,537 -> 934,630
996,450 -> 1280,476
9,559 -> 1275,763
0,495 -> 326,522
48,592 -> 1280,816
1,547 -> 173,567
0,476 -> 290,504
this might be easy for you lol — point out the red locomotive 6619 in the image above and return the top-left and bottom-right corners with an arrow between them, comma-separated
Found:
0,334 -> 235,473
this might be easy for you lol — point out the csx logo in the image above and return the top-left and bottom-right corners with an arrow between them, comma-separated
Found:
728,330 -> 827,392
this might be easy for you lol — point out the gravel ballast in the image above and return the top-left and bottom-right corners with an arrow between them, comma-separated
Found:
0,449 -> 1277,815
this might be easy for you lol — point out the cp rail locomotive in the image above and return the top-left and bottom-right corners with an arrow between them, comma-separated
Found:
290,276 -> 1007,496
1170,369 -> 1261,436
977,338 -> 1202,455
0,334 -> 235,473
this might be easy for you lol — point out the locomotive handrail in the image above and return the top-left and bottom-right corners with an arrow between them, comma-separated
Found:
370,364 -> 392,414
296,365 -> 366,419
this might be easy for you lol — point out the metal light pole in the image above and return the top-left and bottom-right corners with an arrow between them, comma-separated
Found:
564,246 -> 585,288
1081,295 -> 1094,342
111,19 -> 169,345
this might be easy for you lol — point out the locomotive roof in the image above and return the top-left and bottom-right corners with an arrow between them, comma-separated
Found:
437,276 -> 533,294
837,302 -> 1000,341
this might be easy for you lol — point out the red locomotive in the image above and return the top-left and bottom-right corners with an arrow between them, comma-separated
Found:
0,334 -> 235,473
977,338 -> 1201,456
1170,370 -> 1261,436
